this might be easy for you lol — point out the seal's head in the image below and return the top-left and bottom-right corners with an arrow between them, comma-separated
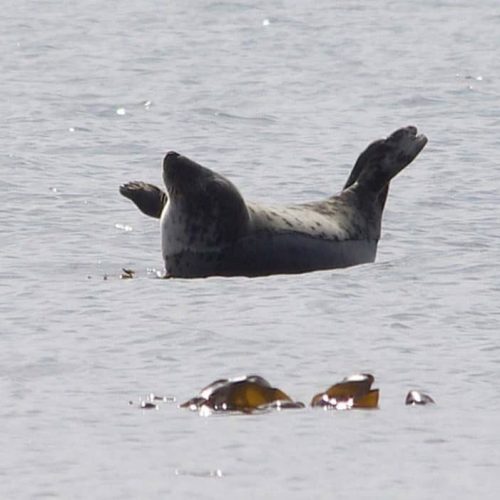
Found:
163,151 -> 216,199
161,151 -> 250,248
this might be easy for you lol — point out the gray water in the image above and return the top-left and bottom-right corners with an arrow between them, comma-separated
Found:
1,0 -> 499,498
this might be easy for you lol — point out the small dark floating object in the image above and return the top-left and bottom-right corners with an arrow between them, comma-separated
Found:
180,375 -> 302,413
310,373 -> 379,410
120,268 -> 135,279
405,390 -> 435,405
139,401 -> 158,410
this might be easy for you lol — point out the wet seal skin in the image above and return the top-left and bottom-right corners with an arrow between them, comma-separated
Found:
120,126 -> 427,278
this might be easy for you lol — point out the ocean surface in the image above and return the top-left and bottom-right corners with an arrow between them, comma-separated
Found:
1,0 -> 499,498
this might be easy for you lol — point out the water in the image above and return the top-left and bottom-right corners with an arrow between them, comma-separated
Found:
1,0 -> 499,498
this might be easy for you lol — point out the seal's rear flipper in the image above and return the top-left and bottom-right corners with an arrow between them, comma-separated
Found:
343,126 -> 427,195
119,181 -> 168,219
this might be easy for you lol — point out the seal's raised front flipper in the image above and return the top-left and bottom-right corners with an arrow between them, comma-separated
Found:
119,181 -> 167,219
343,126 -> 427,196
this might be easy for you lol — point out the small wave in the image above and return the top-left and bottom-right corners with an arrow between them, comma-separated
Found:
194,107 -> 277,123
115,223 -> 133,232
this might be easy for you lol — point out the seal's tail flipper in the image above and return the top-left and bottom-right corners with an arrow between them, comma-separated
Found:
119,181 -> 168,219
343,126 -> 427,196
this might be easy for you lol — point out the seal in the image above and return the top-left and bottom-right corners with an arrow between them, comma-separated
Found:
120,126 -> 427,278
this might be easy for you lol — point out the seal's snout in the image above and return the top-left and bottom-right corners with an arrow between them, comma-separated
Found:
164,151 -> 180,167
389,126 -> 427,154
417,133 -> 428,149
163,152 -> 182,179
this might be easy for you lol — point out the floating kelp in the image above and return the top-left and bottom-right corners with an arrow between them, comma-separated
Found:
131,373 -> 440,415
310,373 -> 379,410
180,375 -> 304,413
405,390 -> 435,405
120,268 -> 135,279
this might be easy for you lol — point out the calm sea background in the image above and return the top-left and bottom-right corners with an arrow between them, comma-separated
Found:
1,0 -> 499,498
